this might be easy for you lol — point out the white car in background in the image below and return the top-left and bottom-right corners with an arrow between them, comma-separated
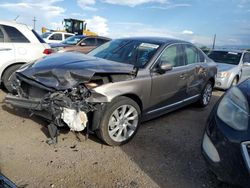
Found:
207,50 -> 250,89
41,32 -> 74,44
0,20 -> 51,92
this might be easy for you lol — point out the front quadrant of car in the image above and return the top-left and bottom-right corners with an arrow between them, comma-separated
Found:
202,79 -> 250,187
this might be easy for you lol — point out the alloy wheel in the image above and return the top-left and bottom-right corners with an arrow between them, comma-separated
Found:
203,83 -> 212,105
108,105 -> 138,142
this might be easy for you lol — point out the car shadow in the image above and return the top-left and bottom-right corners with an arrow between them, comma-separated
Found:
119,93 -> 240,188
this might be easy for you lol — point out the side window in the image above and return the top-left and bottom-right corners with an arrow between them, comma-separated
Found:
2,25 -> 29,43
198,50 -> 205,62
97,39 -> 108,46
184,44 -> 199,64
49,33 -> 62,40
156,44 -> 183,67
243,53 -> 250,63
83,38 -> 96,46
65,34 -> 72,39
0,27 -> 4,42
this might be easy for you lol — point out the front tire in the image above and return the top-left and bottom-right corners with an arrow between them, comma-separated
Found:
96,96 -> 141,146
198,81 -> 213,107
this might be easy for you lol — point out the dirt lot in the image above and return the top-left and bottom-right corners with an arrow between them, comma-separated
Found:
0,88 -> 238,188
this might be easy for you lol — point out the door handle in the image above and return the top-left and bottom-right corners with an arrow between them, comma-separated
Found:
0,48 -> 12,51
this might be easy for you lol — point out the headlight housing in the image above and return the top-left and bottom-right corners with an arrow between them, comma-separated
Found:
217,71 -> 231,78
217,87 -> 249,131
85,82 -> 99,89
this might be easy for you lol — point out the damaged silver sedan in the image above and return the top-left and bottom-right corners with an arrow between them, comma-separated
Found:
5,37 -> 217,146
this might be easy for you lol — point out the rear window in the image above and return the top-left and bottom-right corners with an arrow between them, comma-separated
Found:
65,34 -> 73,39
97,38 -> 109,46
49,33 -> 62,40
83,38 -> 96,46
3,25 -> 30,43
32,29 -> 45,43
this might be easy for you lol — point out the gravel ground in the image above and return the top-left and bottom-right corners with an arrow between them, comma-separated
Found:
0,88 -> 239,188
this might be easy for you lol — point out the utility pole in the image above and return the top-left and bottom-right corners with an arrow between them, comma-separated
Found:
212,34 -> 216,49
32,17 -> 37,31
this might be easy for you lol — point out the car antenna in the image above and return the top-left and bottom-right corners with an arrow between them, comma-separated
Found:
14,15 -> 20,21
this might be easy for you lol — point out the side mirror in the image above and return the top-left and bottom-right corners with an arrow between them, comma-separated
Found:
80,42 -> 86,46
243,62 -> 250,66
156,61 -> 173,74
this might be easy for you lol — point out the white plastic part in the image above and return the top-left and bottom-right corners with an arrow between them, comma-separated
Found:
61,108 -> 88,131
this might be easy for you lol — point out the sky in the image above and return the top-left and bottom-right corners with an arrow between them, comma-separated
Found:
0,0 -> 250,47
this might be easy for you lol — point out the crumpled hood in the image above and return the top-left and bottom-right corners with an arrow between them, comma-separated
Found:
216,63 -> 237,72
16,52 -> 135,90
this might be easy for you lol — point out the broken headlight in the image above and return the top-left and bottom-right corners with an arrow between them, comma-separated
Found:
85,82 -> 99,89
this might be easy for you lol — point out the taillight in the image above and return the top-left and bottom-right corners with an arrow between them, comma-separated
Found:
43,49 -> 53,55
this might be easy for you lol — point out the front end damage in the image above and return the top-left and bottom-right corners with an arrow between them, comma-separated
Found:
5,60 -> 136,144
5,74 -> 97,144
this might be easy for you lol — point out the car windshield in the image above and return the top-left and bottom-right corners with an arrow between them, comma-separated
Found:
62,35 -> 84,45
88,39 -> 160,68
208,51 -> 242,65
41,32 -> 51,39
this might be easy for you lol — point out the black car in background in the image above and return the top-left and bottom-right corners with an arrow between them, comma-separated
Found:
202,78 -> 250,187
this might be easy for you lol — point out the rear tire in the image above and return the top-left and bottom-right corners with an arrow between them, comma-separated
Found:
96,96 -> 141,146
197,81 -> 213,107
2,64 -> 23,93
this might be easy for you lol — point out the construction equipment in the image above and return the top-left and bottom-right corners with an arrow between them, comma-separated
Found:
42,18 -> 97,36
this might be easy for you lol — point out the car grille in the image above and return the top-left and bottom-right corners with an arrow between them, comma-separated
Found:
241,141 -> 250,174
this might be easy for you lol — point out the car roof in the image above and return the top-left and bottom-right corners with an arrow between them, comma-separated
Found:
50,31 -> 74,35
0,20 -> 31,30
116,37 -> 190,45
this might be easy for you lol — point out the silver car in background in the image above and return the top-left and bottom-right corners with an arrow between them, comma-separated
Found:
207,50 -> 250,89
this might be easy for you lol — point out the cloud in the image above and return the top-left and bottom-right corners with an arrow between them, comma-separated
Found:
107,22 -> 216,46
182,30 -> 194,35
0,0 -> 65,18
148,3 -> 191,9
77,0 -> 97,11
0,0 -> 65,32
86,16 -> 109,36
237,0 -> 250,8
108,22 -> 177,38
102,0 -> 167,7
189,35 -> 214,46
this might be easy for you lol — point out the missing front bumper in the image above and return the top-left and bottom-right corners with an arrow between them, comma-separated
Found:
5,94 -> 43,110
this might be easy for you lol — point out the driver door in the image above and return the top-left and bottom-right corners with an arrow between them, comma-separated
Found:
148,44 -> 188,113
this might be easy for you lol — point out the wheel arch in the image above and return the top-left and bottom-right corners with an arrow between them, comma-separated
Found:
1,62 -> 25,80
91,93 -> 143,131
208,77 -> 215,87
